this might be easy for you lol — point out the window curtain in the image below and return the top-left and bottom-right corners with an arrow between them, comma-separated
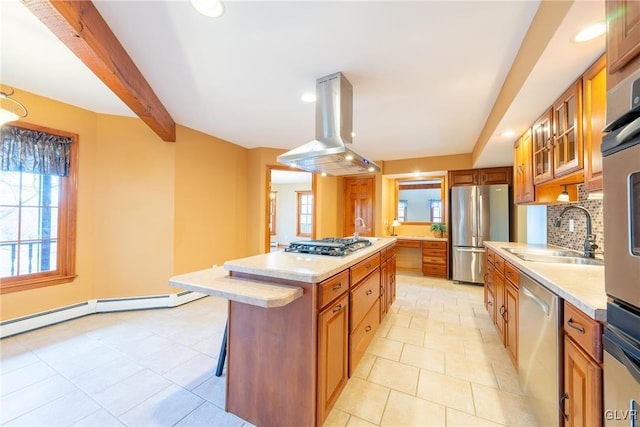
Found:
0,125 -> 73,177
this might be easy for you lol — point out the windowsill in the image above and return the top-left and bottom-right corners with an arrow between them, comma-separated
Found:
0,274 -> 78,294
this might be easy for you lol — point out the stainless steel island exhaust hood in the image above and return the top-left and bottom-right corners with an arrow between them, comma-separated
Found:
277,72 -> 381,176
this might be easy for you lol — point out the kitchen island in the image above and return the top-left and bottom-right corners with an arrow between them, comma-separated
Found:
171,237 -> 397,427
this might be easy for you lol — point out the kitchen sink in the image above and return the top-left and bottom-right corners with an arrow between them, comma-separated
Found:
502,247 -> 603,266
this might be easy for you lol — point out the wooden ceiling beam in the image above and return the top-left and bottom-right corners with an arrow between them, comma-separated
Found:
22,0 -> 176,142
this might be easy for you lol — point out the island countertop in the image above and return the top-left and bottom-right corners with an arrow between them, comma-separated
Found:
484,241 -> 606,321
224,237 -> 397,283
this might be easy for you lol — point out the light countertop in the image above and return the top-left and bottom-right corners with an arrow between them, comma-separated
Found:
224,237 -> 397,283
484,241 -> 606,321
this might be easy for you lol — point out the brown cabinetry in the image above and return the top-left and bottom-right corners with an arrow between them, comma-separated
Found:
317,292 -> 349,423
606,0 -> 640,87
582,55 -> 607,193
421,240 -> 448,278
552,81 -> 583,178
514,128 -> 535,203
348,253 -> 382,376
380,244 -> 397,319
448,167 -> 512,188
484,249 -> 518,368
532,109 -> 554,184
561,300 -> 603,426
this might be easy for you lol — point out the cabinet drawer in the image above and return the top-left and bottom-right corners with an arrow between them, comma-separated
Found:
487,249 -> 495,265
350,270 -> 381,331
504,262 -> 519,287
396,239 -> 421,248
422,264 -> 447,277
422,255 -> 446,265
493,254 -> 505,275
422,241 -> 447,250
422,248 -> 447,257
350,253 -> 381,286
386,244 -> 396,258
563,301 -> 603,363
349,298 -> 380,376
318,270 -> 350,310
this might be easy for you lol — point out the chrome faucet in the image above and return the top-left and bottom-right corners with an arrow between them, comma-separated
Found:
354,217 -> 365,239
553,205 -> 598,258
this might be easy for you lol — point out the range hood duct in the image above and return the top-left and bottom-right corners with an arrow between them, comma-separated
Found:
277,72 -> 381,176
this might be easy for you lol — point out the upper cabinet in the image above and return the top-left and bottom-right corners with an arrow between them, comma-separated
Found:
513,55 -> 607,204
583,56 -> 607,193
514,129 -> 534,204
552,81 -> 583,178
606,0 -> 640,87
448,167 -> 512,188
532,109 -> 554,184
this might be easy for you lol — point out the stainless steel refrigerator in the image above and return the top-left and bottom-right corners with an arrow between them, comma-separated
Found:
451,184 -> 509,284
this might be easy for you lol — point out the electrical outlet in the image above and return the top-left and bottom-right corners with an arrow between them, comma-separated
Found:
569,219 -> 574,232
384,220 -> 389,227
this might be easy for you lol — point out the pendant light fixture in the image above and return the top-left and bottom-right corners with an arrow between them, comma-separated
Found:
191,0 -> 225,18
557,184 -> 570,202
0,87 -> 28,126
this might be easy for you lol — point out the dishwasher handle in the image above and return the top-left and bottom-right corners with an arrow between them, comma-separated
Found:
522,286 -> 550,316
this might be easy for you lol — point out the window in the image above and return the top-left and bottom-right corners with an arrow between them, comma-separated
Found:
269,192 -> 277,236
430,199 -> 442,223
0,124 -> 78,294
398,200 -> 408,222
296,191 -> 313,237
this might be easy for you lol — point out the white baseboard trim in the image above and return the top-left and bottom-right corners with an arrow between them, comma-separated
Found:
0,291 -> 207,339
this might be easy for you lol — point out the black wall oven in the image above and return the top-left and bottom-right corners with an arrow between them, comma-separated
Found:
602,73 -> 640,426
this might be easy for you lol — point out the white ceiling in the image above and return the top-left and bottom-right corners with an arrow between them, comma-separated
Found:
0,0 -> 605,170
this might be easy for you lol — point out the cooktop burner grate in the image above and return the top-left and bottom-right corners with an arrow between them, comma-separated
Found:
284,237 -> 372,256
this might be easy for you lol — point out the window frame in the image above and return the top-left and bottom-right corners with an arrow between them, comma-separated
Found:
0,122 -> 78,294
296,191 -> 313,237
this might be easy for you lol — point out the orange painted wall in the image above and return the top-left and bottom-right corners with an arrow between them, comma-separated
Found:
0,89 -> 252,320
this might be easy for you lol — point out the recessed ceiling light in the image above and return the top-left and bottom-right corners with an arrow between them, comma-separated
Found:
573,22 -> 606,43
345,154 -> 354,161
413,172 -> 422,177
301,93 -> 316,103
290,162 -> 297,168
368,167 -> 375,172
501,130 -> 516,137
191,0 -> 225,18
321,172 -> 327,177
351,132 -> 356,138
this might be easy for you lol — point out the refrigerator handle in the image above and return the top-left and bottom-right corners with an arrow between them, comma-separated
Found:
478,193 -> 484,238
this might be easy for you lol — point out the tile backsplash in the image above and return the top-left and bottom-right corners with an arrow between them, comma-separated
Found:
547,184 -> 604,256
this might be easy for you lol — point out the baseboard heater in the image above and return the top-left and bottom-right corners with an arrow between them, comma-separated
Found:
0,290 -> 206,339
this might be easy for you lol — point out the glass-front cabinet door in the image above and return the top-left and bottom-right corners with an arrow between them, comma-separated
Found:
553,81 -> 583,177
532,109 -> 553,184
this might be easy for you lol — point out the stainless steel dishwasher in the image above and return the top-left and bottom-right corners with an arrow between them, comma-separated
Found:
518,272 -> 561,427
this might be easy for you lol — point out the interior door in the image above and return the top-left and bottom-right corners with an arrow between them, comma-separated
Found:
344,176 -> 374,237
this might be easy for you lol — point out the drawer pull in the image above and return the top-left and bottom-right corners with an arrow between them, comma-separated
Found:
366,263 -> 372,269
365,325 -> 372,332
567,318 -> 585,334
332,284 -> 342,291
333,304 -> 343,313
487,301 -> 493,306
366,289 -> 373,296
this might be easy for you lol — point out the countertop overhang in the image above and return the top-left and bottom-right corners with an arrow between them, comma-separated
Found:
484,241 -> 606,321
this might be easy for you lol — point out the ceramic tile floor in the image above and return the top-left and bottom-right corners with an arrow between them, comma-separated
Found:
0,271 -> 538,427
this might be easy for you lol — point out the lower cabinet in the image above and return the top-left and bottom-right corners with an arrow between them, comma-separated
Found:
484,248 -> 518,368
317,293 -> 349,423
562,301 -> 603,427
422,240 -> 448,278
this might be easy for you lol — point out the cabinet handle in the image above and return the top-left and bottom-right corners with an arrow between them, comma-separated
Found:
366,263 -> 372,269
567,318 -> 585,334
332,284 -> 342,291
366,289 -> 373,296
487,301 -> 493,306
559,393 -> 569,422
333,304 -> 343,314
365,325 -> 372,332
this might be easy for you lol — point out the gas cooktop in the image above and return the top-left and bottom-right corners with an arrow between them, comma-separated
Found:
285,237 -> 372,256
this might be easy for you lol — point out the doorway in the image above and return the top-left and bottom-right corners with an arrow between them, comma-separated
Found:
265,165 -> 316,253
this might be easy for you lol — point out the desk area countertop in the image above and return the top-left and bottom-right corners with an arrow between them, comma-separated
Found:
395,236 -> 448,242
484,241 -> 606,321
223,237 -> 397,283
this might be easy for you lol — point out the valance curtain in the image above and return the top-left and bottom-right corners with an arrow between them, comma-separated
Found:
0,125 -> 73,177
